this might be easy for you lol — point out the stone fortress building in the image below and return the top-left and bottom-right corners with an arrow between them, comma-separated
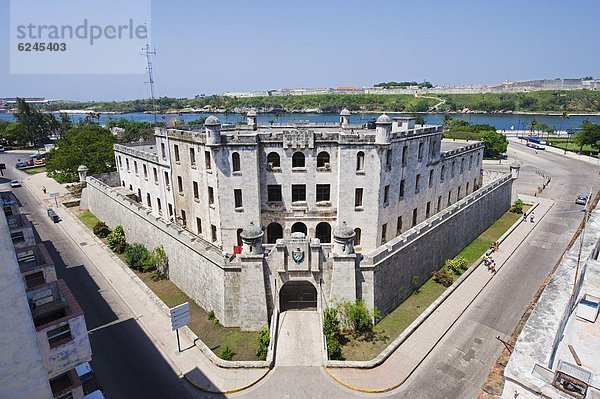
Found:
84,110 -> 513,330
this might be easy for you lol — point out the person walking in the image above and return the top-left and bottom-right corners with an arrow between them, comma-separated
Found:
530,212 -> 535,223
42,186 -> 46,194
523,212 -> 527,222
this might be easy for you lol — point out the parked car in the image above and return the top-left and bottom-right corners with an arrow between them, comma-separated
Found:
24,159 -> 34,166
75,362 -> 102,395
576,195 -> 588,205
33,158 -> 45,166
10,180 -> 21,188
0,146 -> 5,153
15,161 -> 25,168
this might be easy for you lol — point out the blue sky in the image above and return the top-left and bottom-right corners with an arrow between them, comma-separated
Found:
1,0 -> 599,100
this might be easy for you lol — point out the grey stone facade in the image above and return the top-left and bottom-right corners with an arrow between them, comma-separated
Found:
83,113 -> 512,331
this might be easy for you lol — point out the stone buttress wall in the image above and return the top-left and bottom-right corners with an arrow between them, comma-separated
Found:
84,177 -> 232,325
367,174 -> 513,316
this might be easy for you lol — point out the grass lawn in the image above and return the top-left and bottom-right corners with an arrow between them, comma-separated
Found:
545,138 -> 598,156
339,206 -> 529,361
23,166 -> 46,175
74,209 -> 259,360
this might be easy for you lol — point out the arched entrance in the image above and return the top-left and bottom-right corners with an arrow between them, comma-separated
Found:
315,222 -> 331,243
279,281 -> 317,311
291,222 -> 307,235
266,222 -> 283,244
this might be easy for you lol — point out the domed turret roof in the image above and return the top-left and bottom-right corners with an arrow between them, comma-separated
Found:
247,110 -> 257,117
240,222 -> 263,240
376,114 -> 392,124
333,221 -> 355,239
340,108 -> 351,116
205,115 -> 221,126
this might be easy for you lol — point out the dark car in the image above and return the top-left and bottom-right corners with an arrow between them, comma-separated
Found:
575,195 -> 588,205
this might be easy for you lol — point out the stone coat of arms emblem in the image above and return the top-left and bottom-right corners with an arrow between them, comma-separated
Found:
291,247 -> 304,263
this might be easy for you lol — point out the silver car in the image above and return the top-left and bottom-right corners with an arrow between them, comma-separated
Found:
576,195 -> 588,205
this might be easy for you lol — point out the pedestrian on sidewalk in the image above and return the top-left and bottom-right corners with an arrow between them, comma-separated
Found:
490,262 -> 496,274
42,186 -> 46,194
523,212 -> 527,222
530,212 -> 535,223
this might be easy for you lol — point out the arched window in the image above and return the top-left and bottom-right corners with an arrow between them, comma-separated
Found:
266,222 -> 283,244
291,222 -> 307,235
356,151 -> 365,171
236,228 -> 243,247
232,152 -> 241,172
315,222 -> 331,243
292,152 -> 305,168
317,151 -> 330,168
267,152 -> 280,168
354,228 -> 361,246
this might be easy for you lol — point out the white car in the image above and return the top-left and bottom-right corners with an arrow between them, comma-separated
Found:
10,180 -> 21,188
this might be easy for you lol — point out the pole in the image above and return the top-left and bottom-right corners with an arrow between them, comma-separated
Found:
54,196 -> 58,207
176,328 -> 181,352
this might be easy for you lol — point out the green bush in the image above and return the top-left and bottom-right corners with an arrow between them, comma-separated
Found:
107,225 -> 127,253
323,307 -> 344,360
124,243 -> 151,271
445,257 -> 469,275
207,310 -> 219,325
341,300 -> 373,333
219,346 -> 234,361
255,326 -> 270,361
326,333 -> 344,360
93,221 -> 111,238
433,269 -> 454,287
511,199 -> 524,214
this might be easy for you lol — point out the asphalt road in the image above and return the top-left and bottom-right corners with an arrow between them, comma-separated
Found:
0,152 -> 191,399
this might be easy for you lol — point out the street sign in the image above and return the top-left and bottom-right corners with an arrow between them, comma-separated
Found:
49,192 -> 60,198
169,302 -> 190,352
169,302 -> 190,331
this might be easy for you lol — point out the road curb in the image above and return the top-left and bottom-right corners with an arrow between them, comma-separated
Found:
183,368 -> 271,395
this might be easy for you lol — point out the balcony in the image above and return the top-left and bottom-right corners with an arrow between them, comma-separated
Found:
27,280 -> 92,378
16,243 -> 57,289
8,214 -> 35,249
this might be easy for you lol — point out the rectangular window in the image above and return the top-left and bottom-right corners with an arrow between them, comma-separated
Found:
386,149 -> 392,169
193,181 -> 199,199
441,165 -> 446,182
458,186 -> 462,199
267,185 -> 282,202
146,193 -> 152,208
164,171 -> 170,190
208,186 -> 215,205
396,216 -> 402,235
134,161 -> 138,175
316,184 -> 330,202
448,190 -> 452,205
412,208 -> 418,227
402,145 -> 408,166
415,174 -> 421,193
168,203 -> 173,218
174,145 -> 180,162
428,169 -> 434,187
451,161 -> 455,177
205,151 -> 211,170
177,176 -> 183,194
234,189 -> 243,208
355,188 -> 363,207
399,179 -> 405,199
196,217 -> 202,235
418,142 -> 424,161
292,184 -> 306,202
190,147 -> 196,166
381,223 -> 387,244
211,224 -> 217,242
426,201 -> 431,218
466,182 -> 470,194
180,209 -> 186,227
384,185 -> 390,204
474,178 -> 478,190
25,271 -> 45,289
143,164 -> 148,179
153,167 -> 158,183
157,198 -> 162,214
47,324 -> 72,348
460,159 -> 464,174
161,143 -> 166,159
469,155 -> 473,170
126,159 -> 130,171
437,196 -> 442,212
118,155 -> 122,167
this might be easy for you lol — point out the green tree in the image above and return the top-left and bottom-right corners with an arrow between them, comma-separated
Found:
573,121 -> 600,152
45,123 -> 116,182
14,98 -> 59,146
1,122 -> 29,146
479,130 -> 508,158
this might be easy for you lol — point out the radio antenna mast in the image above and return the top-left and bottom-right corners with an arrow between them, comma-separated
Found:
142,42 -> 158,125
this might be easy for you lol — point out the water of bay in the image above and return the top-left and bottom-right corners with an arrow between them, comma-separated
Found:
1,111 -> 599,131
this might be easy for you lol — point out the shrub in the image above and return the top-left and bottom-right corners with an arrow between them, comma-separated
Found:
219,346 -> 234,361
93,221 -> 111,238
255,326 -> 270,360
323,307 -> 344,360
341,300 -> 373,334
510,199 -> 524,214
433,269 -> 454,287
124,243 -> 151,271
446,257 -> 469,275
411,275 -> 421,293
107,225 -> 127,253
208,310 -> 219,325
326,333 -> 344,360
152,246 -> 168,278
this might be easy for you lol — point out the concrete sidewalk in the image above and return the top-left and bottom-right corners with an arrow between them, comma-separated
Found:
22,172 -> 269,396
326,195 -> 554,393
509,137 -> 600,165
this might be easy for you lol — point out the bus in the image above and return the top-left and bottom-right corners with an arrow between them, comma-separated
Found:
526,137 -> 546,150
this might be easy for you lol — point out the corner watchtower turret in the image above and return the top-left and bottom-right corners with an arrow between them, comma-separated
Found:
204,115 -> 221,146
375,114 -> 392,145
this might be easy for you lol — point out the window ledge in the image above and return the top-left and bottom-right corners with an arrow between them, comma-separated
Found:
191,165 -> 197,169
154,181 -> 159,185
356,170 -> 365,175
291,201 -> 307,208
194,198 -> 200,203
267,166 -> 282,172
206,170 -> 213,174
209,204 -> 215,209
234,207 -> 244,212
354,206 -> 364,211
316,201 -> 331,207
267,201 -> 283,206
316,167 -> 331,172
292,167 -> 306,172
175,161 -> 181,165
232,171 -> 242,176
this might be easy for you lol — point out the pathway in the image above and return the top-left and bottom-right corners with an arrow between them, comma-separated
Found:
276,311 -> 323,367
